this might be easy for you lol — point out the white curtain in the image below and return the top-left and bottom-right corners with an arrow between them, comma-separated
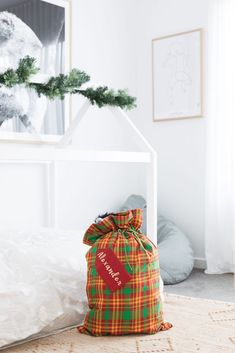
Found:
205,0 -> 235,274
5,0 -> 65,135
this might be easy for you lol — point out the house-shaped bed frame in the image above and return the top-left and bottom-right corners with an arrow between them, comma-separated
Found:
0,101 -> 157,243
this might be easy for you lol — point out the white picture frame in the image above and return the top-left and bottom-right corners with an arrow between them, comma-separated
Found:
0,0 -> 71,144
152,29 -> 203,122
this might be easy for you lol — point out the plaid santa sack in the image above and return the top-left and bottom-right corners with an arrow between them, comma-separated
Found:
78,209 -> 172,336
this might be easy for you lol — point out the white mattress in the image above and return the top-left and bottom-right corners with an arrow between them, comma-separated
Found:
0,227 -> 88,349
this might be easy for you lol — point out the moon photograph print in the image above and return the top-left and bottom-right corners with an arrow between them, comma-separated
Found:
0,0 -> 70,142
152,29 -> 203,121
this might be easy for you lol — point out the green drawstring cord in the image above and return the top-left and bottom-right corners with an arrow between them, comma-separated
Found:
122,232 -> 133,273
118,229 -> 133,273
106,226 -> 153,274
107,229 -> 133,273
129,225 -> 153,259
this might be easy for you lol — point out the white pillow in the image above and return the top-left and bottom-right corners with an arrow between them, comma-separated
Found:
0,228 -> 88,348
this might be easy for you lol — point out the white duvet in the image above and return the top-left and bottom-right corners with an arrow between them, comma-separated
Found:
0,228 -> 88,348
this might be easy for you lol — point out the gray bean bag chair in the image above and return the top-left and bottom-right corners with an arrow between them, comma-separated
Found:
120,195 -> 194,284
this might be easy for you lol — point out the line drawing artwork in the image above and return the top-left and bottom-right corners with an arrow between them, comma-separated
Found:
152,30 -> 202,121
163,41 -> 192,110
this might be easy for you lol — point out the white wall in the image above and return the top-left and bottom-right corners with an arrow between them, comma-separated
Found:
70,0 -> 139,152
134,0 -> 209,262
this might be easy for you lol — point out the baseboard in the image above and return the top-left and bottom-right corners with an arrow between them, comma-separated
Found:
194,257 -> 207,270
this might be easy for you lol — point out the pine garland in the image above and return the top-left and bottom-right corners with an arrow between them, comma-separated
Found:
0,56 -> 136,110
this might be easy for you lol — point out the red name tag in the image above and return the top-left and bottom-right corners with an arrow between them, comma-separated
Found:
95,248 -> 131,292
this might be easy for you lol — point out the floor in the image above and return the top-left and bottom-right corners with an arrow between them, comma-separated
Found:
164,268 -> 235,303
5,296 -> 235,353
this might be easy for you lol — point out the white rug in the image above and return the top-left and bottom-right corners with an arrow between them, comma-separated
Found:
4,294 -> 235,353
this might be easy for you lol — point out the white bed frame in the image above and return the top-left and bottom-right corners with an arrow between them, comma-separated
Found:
0,101 -> 158,242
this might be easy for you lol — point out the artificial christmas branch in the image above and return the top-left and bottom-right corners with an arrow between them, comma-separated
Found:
0,56 -> 136,110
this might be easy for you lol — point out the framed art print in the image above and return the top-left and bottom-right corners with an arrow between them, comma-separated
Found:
152,29 -> 203,122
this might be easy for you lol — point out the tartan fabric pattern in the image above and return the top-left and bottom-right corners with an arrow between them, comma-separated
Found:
78,209 -> 164,336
